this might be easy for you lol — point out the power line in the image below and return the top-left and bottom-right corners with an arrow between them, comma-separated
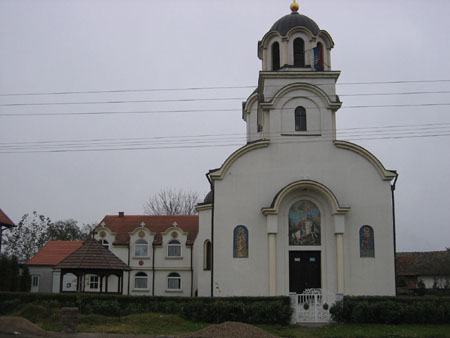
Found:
1,102 -> 450,117
1,90 -> 450,107
2,122 -> 450,153
1,132 -> 448,154
1,79 -> 450,97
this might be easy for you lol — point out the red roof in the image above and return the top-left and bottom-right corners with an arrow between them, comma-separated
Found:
0,209 -> 15,228
26,241 -> 83,266
98,214 -> 199,245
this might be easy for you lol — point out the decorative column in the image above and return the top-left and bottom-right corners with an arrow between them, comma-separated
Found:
267,214 -> 278,296
333,214 -> 345,294
281,39 -> 289,66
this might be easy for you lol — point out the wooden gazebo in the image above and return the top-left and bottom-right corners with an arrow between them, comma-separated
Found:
56,238 -> 130,294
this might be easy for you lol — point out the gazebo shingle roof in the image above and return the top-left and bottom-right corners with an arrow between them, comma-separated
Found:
56,238 -> 130,271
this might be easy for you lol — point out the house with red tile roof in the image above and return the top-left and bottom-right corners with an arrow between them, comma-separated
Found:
26,213 -> 199,295
92,212 -> 198,296
26,241 -> 83,293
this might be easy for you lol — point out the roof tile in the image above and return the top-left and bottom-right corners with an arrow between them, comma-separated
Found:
27,241 -> 83,265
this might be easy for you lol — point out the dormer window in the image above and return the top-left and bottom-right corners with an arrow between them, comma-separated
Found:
135,239 -> 148,257
168,239 -> 181,257
293,38 -> 305,67
100,239 -> 109,250
295,106 -> 307,131
272,42 -> 280,71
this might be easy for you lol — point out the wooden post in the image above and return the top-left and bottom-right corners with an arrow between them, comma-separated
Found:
59,271 -> 64,293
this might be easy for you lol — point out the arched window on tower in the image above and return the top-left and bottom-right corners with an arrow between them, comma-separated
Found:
314,42 -> 324,71
272,42 -> 280,71
293,38 -> 305,67
295,106 -> 307,131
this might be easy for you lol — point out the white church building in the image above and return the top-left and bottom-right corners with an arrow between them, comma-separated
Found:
28,0 -> 398,323
194,0 -> 397,301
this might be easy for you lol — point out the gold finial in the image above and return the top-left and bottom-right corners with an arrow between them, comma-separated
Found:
290,0 -> 299,13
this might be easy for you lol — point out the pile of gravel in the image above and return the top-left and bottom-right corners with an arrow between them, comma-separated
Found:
183,321 -> 276,338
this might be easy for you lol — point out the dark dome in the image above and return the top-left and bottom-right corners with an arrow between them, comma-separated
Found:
270,12 -> 320,36
203,191 -> 213,204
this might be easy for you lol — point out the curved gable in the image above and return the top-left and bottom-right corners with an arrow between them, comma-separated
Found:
334,140 -> 397,181
208,140 -> 270,181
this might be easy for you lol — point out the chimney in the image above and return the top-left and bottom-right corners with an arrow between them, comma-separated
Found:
118,211 -> 124,217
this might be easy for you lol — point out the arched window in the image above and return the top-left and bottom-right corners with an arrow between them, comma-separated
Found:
314,42 -> 324,71
295,106 -> 307,131
288,200 -> 321,246
134,272 -> 148,289
203,240 -> 212,270
167,272 -> 181,290
360,225 -> 375,257
272,42 -> 280,71
233,225 -> 249,258
168,239 -> 181,257
135,239 -> 148,257
293,38 -> 305,67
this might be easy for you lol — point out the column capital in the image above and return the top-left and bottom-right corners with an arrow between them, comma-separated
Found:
333,214 -> 345,234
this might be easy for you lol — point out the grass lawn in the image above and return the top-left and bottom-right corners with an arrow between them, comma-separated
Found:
77,313 -> 209,336
8,305 -> 450,337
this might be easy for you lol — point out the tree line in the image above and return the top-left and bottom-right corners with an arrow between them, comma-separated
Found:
1,211 -> 96,264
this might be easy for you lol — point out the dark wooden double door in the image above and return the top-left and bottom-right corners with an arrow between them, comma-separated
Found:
289,251 -> 321,294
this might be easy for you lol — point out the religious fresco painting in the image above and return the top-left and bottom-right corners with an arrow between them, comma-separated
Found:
360,225 -> 375,257
233,225 -> 248,258
289,200 -> 321,245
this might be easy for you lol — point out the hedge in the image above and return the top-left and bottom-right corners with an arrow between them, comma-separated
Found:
0,292 -> 292,325
330,296 -> 450,324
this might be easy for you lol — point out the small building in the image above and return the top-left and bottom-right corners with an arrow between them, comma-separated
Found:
397,250 -> 450,290
93,212 -> 198,296
26,241 -> 83,293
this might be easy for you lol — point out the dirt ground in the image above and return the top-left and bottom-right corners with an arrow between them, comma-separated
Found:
0,317 -> 276,338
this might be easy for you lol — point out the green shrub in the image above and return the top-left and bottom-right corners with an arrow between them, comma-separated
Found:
331,296 -> 450,324
0,292 -> 291,325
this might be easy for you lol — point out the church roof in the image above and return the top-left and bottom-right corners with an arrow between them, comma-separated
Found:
56,238 -> 130,271
26,241 -> 83,266
270,12 -> 320,36
98,214 -> 198,246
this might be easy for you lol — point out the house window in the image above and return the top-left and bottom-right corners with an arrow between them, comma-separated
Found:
135,239 -> 148,257
167,272 -> 181,290
134,272 -> 148,289
295,106 -> 307,131
31,275 -> 39,287
101,239 -> 109,250
89,275 -> 99,289
168,239 -> 181,257
204,240 -> 212,270
272,42 -> 280,71
293,38 -> 305,67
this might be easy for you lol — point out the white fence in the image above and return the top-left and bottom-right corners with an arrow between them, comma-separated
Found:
290,288 -> 341,323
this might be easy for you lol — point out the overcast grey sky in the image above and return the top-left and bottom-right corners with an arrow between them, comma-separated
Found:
1,0 -> 449,252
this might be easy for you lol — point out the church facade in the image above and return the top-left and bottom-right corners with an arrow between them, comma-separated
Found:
194,1 -> 397,300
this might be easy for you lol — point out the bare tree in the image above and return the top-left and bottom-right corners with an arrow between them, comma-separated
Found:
144,189 -> 200,215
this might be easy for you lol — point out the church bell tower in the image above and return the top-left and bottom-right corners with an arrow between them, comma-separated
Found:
243,0 -> 342,144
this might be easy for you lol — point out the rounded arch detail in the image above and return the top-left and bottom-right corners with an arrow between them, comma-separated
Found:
261,180 -> 350,215
261,82 -> 341,111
